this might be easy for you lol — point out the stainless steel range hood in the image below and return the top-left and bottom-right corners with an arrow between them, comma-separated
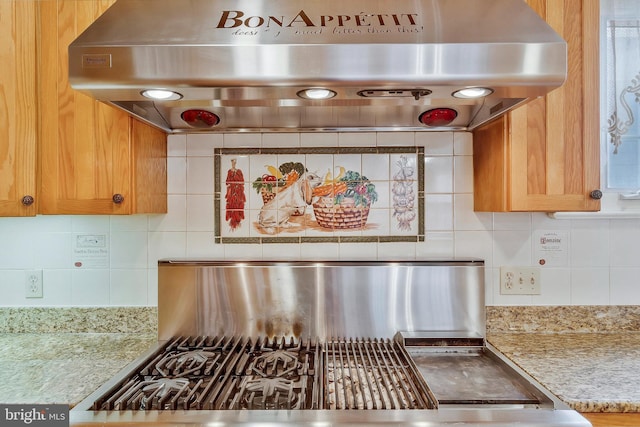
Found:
68,0 -> 567,133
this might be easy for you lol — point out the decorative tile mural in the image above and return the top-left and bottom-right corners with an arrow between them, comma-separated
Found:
214,147 -> 424,243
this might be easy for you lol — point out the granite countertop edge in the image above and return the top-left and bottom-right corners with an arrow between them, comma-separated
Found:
0,331 -> 638,413
2,305 -> 640,413
0,332 -> 157,408
487,332 -> 640,414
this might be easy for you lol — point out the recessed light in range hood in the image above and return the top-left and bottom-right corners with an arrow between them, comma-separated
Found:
69,0 -> 567,133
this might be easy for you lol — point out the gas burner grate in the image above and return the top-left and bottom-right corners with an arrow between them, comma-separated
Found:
216,336 -> 320,410
91,335 -> 435,411
92,336 -> 322,411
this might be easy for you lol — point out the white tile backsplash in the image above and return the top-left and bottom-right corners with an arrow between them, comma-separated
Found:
262,133 -> 300,148
167,157 -> 187,194
110,231 -> 148,269
419,132 -> 453,155
494,212 -> 531,231
71,215 -> 110,233
148,195 -> 187,232
338,132 -> 376,147
223,243 -> 263,260
110,215 -> 149,232
11,215 -> 72,233
610,268 -> 640,305
416,232 -> 455,258
425,194 -> 454,231
0,270 -> 26,306
147,231 -> 187,267
41,269 -> 73,306
493,230 -> 532,266
453,155 -> 474,193
338,242 -> 378,259
110,269 -> 149,306
186,232 -> 225,258
186,157 -> 215,194
261,243 -> 301,260
454,230 -> 494,266
609,219 -> 640,267
376,132 -> 414,146
186,195 -> 215,232
300,242 -> 339,260
570,268 -> 611,305
377,242 -> 417,260
147,268 -> 159,306
223,133 -> 261,148
0,231 -> 36,269
533,268 -> 571,305
453,132 -> 473,155
454,194 -> 492,231
34,233 -> 72,269
167,134 -> 187,157
570,221 -> 611,267
424,157 -> 453,193
301,132 -> 338,147
2,131 -> 639,307
186,133 -> 223,155
71,269 -> 110,306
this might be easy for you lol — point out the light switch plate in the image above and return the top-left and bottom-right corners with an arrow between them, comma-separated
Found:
500,266 -> 541,295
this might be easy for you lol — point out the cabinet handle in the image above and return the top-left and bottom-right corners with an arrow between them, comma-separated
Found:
590,190 -> 603,200
21,195 -> 34,206
112,193 -> 125,204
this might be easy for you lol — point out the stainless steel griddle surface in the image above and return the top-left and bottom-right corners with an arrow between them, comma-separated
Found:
407,347 -> 543,405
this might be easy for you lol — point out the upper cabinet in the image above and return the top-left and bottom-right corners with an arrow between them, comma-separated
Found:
37,0 -> 167,215
473,0 -> 600,212
0,1 -> 37,216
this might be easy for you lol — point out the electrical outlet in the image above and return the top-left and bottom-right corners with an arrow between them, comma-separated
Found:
25,270 -> 43,298
500,266 -> 541,295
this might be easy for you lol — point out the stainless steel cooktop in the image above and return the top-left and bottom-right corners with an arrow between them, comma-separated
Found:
71,261 -> 591,427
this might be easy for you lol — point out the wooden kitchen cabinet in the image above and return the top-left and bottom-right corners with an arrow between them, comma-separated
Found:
0,1 -> 38,216
582,413 -> 640,427
473,0 -> 600,212
37,0 -> 167,215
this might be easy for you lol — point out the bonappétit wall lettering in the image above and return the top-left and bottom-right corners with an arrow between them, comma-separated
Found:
216,10 -> 418,30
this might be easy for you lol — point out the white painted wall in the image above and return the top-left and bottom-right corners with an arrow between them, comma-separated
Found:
1,132 -> 638,307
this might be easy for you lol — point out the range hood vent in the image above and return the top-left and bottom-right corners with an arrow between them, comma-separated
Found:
69,0 -> 567,133
358,90 -> 433,100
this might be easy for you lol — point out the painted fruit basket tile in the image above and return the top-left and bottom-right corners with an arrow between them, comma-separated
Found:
215,147 -> 423,243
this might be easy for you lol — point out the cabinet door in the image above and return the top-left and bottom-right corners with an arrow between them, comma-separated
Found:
473,0 -> 600,212
0,1 -> 37,216
38,0 -> 167,215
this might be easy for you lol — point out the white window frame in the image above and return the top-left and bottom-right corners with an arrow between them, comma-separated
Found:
550,0 -> 640,218
599,0 -> 640,214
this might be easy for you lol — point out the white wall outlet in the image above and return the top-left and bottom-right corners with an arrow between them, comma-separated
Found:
500,266 -> 541,295
25,270 -> 43,298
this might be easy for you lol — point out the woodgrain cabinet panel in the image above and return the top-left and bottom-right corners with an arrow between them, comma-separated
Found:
0,1 -> 37,216
582,413 -> 640,427
37,0 -> 166,215
473,0 -> 600,212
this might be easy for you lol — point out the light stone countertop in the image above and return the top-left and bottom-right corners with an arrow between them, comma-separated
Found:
0,331 -> 639,413
0,333 -> 156,408
487,332 -> 640,413
1,304 -> 640,413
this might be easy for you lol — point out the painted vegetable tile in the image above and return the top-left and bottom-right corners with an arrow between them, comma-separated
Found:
224,158 -> 246,231
216,147 -> 423,243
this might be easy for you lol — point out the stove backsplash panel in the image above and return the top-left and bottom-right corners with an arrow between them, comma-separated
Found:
157,261 -> 485,340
